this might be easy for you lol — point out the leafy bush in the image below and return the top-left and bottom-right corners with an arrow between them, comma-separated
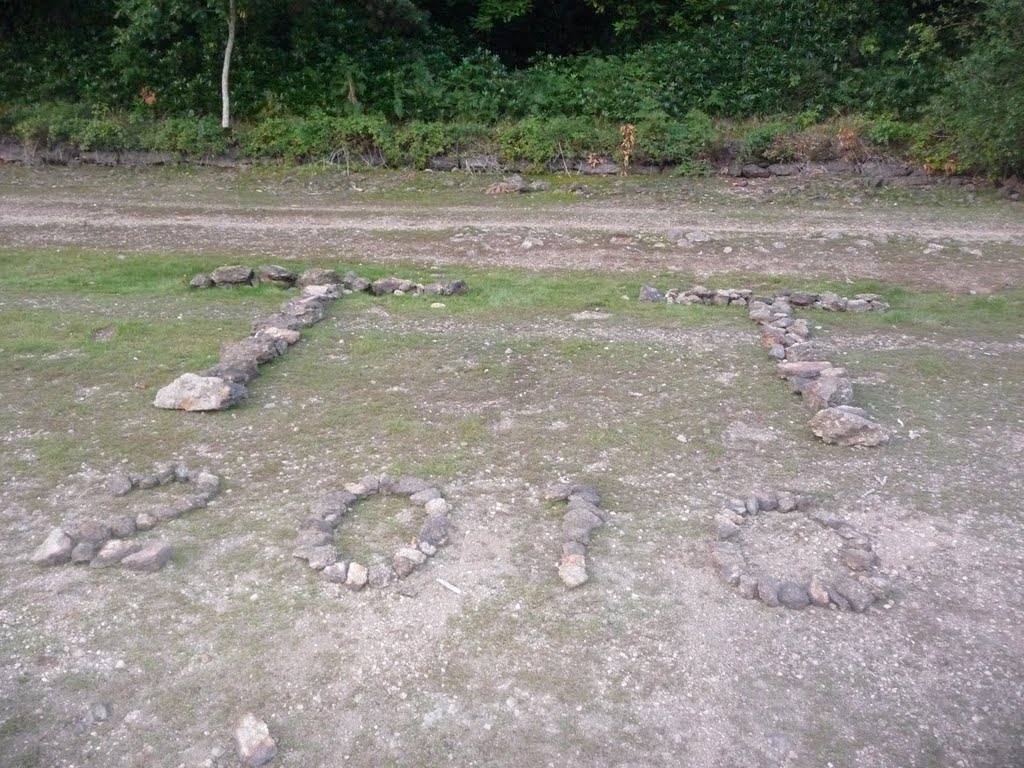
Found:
395,121 -> 492,168
149,117 -> 227,156
76,110 -> 131,151
741,121 -> 793,162
919,0 -> 1024,175
11,103 -> 89,148
633,110 -> 716,165
498,117 -> 619,169
243,114 -> 398,165
862,116 -> 917,148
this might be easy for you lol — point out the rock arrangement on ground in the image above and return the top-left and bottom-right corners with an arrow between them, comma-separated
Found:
189,264 -> 299,289
484,175 -> 552,195
161,268 -> 469,411
709,490 -> 890,613
639,284 -> 890,447
293,475 -> 451,591
30,462 -> 220,572
543,482 -> 607,588
189,263 -> 469,299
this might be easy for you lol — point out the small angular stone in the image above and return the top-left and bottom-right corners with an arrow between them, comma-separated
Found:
738,574 -> 759,599
71,542 -> 96,563
638,284 -> 664,302
106,472 -> 134,497
809,406 -> 890,447
808,574 -> 831,607
842,546 -> 879,572
543,483 -> 573,501
346,561 -> 368,590
135,513 -> 157,532
393,555 -> 416,578
321,562 -> 349,583
409,488 -> 441,505
32,529 -> 73,565
211,265 -> 255,286
422,502 -> 451,525
235,713 -> 277,767
568,485 -> 601,506
194,472 -> 221,499
64,520 -> 112,547
717,563 -> 742,586
391,476 -> 432,496
778,581 -> 811,609
90,540 -> 141,568
367,563 -> 395,588
121,542 -> 173,572
567,498 -> 606,521
565,507 -> 603,531
757,577 -> 781,607
716,517 -> 741,541
396,547 -> 427,566
776,492 -> 798,512
802,375 -> 854,413
154,374 -> 246,412
831,577 -> 874,612
558,554 -> 589,588
297,268 -> 341,288
109,515 -> 136,538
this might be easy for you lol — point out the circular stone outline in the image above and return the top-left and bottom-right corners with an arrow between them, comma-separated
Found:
709,490 -> 891,612
293,474 -> 450,591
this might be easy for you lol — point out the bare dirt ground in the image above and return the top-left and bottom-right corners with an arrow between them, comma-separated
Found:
1,165 -> 1023,768
2,165 -> 1023,291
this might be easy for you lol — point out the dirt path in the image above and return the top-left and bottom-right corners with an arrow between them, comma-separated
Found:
2,165 -> 1023,290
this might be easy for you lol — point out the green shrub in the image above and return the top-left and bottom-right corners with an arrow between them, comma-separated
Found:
243,114 -> 398,165
75,111 -> 130,151
633,110 -> 716,165
149,117 -> 227,156
498,117 -> 619,169
919,0 -> 1024,175
862,116 -> 917,148
11,103 -> 89,148
740,121 -> 794,162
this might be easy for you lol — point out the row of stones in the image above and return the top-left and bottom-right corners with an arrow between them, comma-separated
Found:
155,269 -> 344,411
639,284 -> 891,313
709,490 -> 885,612
543,483 -> 607,588
292,475 -> 450,591
158,268 -> 470,412
747,295 -> 890,448
30,463 -> 220,571
639,284 -> 890,447
190,263 -> 469,299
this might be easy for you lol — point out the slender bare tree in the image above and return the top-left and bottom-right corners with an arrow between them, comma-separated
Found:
221,0 -> 236,129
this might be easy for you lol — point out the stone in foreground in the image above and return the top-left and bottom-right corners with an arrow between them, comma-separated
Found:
32,528 -> 73,566
235,712 -> 277,767
121,542 -> 173,572
558,554 -> 589,587
154,373 -> 247,411
808,406 -> 890,447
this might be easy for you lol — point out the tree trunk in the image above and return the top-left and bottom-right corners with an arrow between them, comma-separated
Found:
221,0 -> 236,129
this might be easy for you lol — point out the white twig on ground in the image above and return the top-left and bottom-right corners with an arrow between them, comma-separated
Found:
436,578 -> 463,595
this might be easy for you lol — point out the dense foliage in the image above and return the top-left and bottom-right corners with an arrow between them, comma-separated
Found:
0,0 -> 1020,174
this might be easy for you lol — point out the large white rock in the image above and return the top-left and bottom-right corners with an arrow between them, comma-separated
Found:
31,528 -> 72,565
235,713 -> 277,767
808,406 -> 889,447
154,373 -> 246,411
